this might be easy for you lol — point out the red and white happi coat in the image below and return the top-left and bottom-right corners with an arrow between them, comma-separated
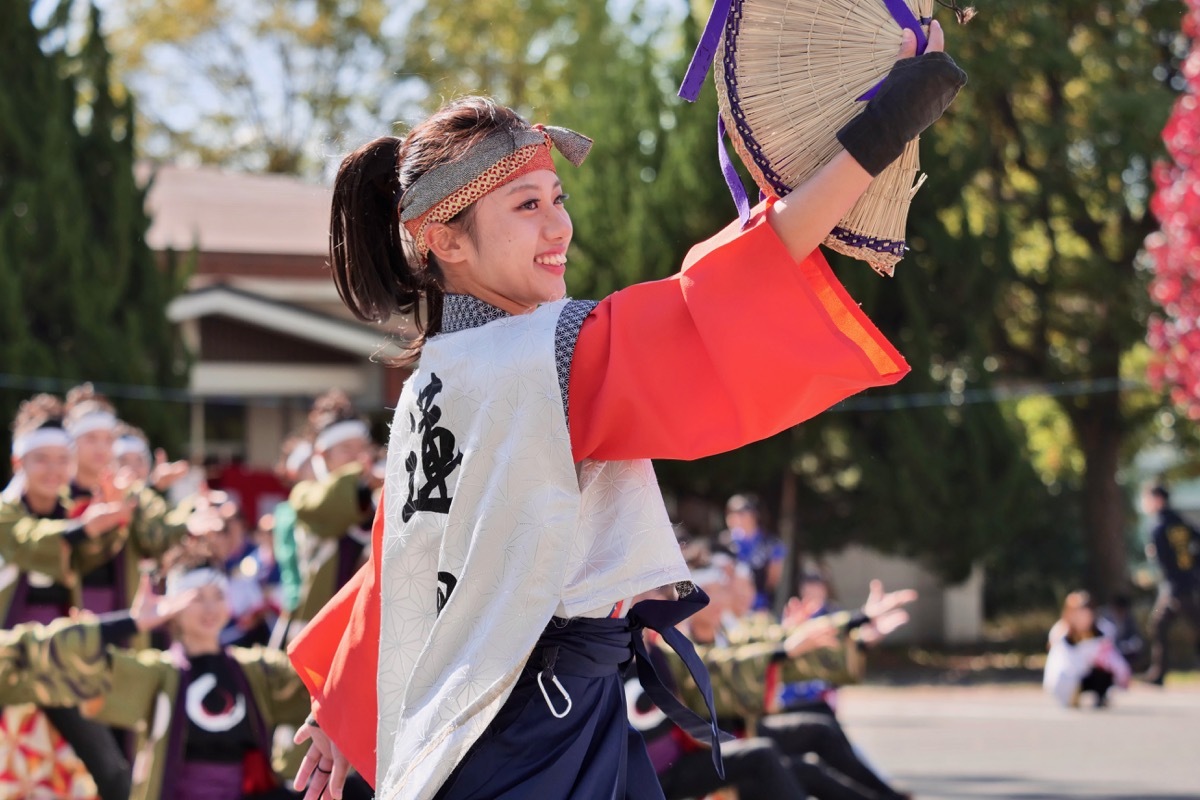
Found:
289,201 -> 912,799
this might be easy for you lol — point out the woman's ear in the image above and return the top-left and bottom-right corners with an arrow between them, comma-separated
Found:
425,221 -> 471,267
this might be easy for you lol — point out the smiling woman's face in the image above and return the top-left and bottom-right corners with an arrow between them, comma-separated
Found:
17,447 -> 71,501
73,429 -> 114,479
431,169 -> 573,314
176,581 -> 231,641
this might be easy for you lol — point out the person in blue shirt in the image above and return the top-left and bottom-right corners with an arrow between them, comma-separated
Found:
717,494 -> 786,612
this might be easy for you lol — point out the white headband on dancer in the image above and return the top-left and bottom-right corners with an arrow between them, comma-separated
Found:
285,441 -> 314,474
12,427 -> 74,458
113,435 -> 151,460
66,411 -> 119,438
166,567 -> 230,598
689,568 -> 726,589
314,420 -> 370,453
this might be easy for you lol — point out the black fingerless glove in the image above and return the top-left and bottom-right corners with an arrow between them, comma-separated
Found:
836,51 -> 967,177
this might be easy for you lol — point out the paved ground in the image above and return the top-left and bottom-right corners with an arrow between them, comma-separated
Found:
837,682 -> 1200,799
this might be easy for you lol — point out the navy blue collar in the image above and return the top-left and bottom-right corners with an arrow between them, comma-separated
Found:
440,294 -> 510,334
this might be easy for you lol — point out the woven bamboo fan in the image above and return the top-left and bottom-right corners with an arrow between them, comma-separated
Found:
684,0 -> 936,276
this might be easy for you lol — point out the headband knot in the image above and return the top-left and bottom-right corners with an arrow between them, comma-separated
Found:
534,124 -> 593,167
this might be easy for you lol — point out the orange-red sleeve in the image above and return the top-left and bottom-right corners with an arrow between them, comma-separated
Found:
568,202 -> 910,462
288,494 -> 384,786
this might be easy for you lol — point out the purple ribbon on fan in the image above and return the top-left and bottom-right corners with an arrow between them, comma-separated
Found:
857,1 -> 931,100
680,0 -> 930,224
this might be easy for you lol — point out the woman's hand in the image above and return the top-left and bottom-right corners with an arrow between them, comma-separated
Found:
836,19 -> 964,178
130,573 -> 197,632
186,498 -> 226,538
768,18 -> 963,262
898,18 -> 945,58
81,499 -> 134,538
857,608 -> 910,644
294,716 -> 352,800
784,618 -> 841,658
149,449 -> 190,492
860,579 -> 918,621
781,595 -> 823,629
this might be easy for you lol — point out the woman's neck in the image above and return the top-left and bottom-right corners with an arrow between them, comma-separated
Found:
74,469 -> 98,493
23,491 -> 58,516
180,632 -> 223,657
443,281 -> 536,318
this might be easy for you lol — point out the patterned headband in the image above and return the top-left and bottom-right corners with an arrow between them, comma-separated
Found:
398,124 -> 593,265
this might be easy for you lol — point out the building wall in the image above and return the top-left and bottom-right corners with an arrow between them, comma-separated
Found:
245,404 -> 286,467
820,544 -> 984,645
199,316 -> 358,364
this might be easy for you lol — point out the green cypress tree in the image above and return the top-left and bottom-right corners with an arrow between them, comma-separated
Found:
0,2 -> 188,466
0,1 -> 86,451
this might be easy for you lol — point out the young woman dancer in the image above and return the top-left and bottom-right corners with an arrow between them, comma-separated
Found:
2,394 -> 131,627
112,548 -> 312,800
61,384 -> 190,616
287,389 -> 379,629
289,24 -> 964,800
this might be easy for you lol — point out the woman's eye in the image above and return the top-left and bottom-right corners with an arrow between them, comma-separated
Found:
555,193 -> 570,205
519,199 -> 539,210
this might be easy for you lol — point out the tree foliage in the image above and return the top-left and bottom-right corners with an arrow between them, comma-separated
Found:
905,0 -> 1184,597
1,1 -> 188,461
1147,0 -> 1200,422
108,0 -> 396,175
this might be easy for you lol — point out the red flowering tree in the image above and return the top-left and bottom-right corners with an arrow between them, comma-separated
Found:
1148,0 -> 1200,420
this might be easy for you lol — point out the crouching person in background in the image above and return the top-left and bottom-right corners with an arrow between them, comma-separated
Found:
1044,590 -> 1130,709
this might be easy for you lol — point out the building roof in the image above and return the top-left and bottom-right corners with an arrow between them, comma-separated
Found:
167,284 -> 392,356
141,163 -> 331,256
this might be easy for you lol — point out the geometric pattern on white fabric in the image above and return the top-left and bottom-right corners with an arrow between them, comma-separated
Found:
439,293 -> 508,334
553,299 -> 599,429
440,293 -> 600,428
376,299 -> 688,799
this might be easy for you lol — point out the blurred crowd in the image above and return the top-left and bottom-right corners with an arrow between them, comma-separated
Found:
632,494 -> 922,800
0,385 -> 379,800
0,383 -> 939,800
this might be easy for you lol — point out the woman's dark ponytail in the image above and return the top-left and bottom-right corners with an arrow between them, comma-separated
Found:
329,136 -> 417,325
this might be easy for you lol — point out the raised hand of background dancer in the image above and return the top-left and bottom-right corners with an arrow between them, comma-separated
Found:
97,469 -> 125,503
186,497 -> 226,538
861,579 -> 918,621
81,499 -> 134,538
294,716 -> 351,800
129,572 -> 198,632
784,618 -> 842,658
857,608 -> 911,645
782,595 -> 824,629
149,448 -> 190,492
